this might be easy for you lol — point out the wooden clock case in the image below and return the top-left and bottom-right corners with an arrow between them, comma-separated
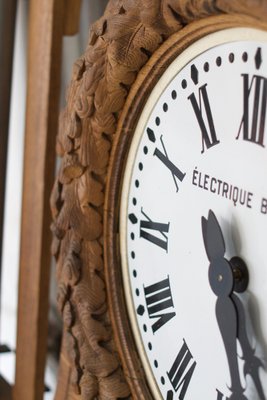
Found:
50,1 -> 267,398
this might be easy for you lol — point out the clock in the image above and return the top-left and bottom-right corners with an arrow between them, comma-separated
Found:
106,25 -> 267,400
51,2 -> 267,399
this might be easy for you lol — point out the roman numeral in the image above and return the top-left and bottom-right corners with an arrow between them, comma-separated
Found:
216,389 -> 229,400
144,276 -> 176,333
167,339 -> 197,400
140,208 -> 170,251
154,135 -> 186,192
188,84 -> 220,153
236,74 -> 267,146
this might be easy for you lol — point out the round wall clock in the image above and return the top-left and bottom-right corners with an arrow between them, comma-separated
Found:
51,2 -> 267,399
115,28 -> 267,399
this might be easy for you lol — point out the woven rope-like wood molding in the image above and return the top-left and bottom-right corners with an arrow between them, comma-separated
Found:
50,1 -> 267,398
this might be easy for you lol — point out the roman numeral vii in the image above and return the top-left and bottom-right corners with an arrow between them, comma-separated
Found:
188,84 -> 220,153
144,276 -> 176,333
237,74 -> 267,146
167,339 -> 196,400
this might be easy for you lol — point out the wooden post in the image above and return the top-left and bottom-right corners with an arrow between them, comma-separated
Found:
14,0 -> 65,399
14,0 -> 82,396
0,0 -> 17,307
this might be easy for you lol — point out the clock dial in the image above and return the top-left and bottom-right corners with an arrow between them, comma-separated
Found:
120,29 -> 267,399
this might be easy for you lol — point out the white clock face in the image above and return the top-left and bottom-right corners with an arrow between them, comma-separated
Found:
120,29 -> 267,400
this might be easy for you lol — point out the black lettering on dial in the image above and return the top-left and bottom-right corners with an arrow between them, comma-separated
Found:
144,276 -> 176,333
188,84 -> 220,153
167,339 -> 197,400
237,74 -> 267,146
140,208 -> 170,251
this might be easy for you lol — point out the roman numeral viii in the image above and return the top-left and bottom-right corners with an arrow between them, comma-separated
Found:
188,84 -> 220,153
237,74 -> 267,146
144,276 -> 176,333
140,208 -> 170,251
167,339 -> 197,400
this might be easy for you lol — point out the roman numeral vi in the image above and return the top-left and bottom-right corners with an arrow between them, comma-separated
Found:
144,276 -> 176,333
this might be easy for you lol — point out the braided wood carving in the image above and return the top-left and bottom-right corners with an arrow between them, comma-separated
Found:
50,1 -> 267,398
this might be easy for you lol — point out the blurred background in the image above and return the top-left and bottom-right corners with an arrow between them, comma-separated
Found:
0,0 -> 108,398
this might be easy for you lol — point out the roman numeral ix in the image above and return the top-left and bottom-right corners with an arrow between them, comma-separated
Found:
188,84 -> 220,153
144,276 -> 176,333
236,73 -> 267,146
167,339 -> 197,400
140,208 -> 170,251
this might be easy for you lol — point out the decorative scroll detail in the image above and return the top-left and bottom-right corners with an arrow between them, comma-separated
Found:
50,0 -> 267,398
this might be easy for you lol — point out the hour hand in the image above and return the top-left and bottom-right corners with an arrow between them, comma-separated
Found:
202,210 -> 247,399
202,209 -> 225,262
202,210 -> 233,297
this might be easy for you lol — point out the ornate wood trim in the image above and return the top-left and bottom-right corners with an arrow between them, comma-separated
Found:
50,1 -> 267,399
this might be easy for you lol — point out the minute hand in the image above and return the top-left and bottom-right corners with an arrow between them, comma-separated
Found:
231,292 -> 266,400
202,210 -> 247,400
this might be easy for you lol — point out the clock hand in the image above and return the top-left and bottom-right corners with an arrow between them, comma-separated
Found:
229,254 -> 266,399
231,291 -> 266,400
202,210 -> 247,400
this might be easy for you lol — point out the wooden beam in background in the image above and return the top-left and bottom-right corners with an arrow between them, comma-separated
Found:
0,0 -> 17,306
13,0 -> 81,398
63,0 -> 81,35
13,1 -> 65,399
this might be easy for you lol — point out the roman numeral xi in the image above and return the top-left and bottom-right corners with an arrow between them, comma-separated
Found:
237,73 -> 267,146
144,276 -> 176,333
188,84 -> 220,153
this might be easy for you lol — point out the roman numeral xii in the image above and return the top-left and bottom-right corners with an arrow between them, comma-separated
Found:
237,73 -> 267,146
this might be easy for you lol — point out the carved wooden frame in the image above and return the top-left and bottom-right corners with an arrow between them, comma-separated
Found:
50,1 -> 267,399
